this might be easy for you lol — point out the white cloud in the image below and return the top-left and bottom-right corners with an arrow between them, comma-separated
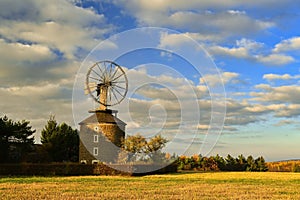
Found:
0,39 -> 55,64
113,0 -> 275,40
255,54 -> 294,66
208,38 -> 295,66
200,71 -> 239,87
0,21 -> 108,60
262,73 -> 300,81
252,84 -> 300,104
273,37 -> 300,52
274,104 -> 300,118
209,46 -> 249,58
113,0 -> 293,12
236,38 -> 264,50
159,33 -> 194,49
0,0 -> 113,60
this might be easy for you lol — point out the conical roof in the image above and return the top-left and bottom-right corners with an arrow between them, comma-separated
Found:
79,110 -> 126,125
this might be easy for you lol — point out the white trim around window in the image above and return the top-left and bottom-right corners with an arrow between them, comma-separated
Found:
93,147 -> 98,156
94,135 -> 98,143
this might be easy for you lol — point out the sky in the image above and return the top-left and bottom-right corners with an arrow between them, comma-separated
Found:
0,0 -> 300,161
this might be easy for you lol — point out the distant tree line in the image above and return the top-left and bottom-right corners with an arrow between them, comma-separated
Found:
267,160 -> 300,172
176,154 -> 268,172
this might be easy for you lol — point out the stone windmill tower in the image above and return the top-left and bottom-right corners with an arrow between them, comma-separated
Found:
79,61 -> 128,164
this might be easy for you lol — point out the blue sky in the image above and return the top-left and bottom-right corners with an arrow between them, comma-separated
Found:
0,0 -> 300,161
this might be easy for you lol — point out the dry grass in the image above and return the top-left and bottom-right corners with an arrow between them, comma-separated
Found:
1,172 -> 300,199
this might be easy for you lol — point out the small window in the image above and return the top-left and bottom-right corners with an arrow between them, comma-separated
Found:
94,126 -> 99,131
92,160 -> 99,164
80,160 -> 87,164
94,135 -> 98,143
93,147 -> 98,156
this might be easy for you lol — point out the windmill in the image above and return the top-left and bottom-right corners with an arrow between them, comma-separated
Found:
85,60 -> 128,111
79,60 -> 128,164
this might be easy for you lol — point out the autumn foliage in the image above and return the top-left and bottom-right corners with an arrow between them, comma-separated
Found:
266,160 -> 300,172
176,154 -> 268,172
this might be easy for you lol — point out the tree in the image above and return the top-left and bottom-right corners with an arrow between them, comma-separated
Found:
0,115 -> 35,163
246,155 -> 256,171
121,134 -> 168,162
41,115 -> 57,144
255,156 -> 268,172
236,154 -> 247,171
213,154 -> 226,170
225,154 -> 238,171
41,116 -> 79,162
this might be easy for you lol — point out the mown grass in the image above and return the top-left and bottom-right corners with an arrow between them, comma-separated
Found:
0,172 -> 300,199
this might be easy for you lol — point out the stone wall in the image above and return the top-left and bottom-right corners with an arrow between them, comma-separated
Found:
79,123 -> 125,164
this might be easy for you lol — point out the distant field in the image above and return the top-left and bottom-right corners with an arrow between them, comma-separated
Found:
1,172 -> 300,199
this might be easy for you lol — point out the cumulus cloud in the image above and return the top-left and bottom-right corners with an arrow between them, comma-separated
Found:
263,73 -> 292,81
208,38 -> 295,66
0,0 -> 114,65
274,104 -> 300,118
159,33 -> 197,49
209,46 -> 249,58
113,0 -> 276,40
255,54 -> 294,66
263,73 -> 300,81
273,37 -> 300,52
0,39 -> 55,64
200,71 -> 240,87
252,84 -> 300,104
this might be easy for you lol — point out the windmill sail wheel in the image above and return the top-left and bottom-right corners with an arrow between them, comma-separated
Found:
85,61 -> 128,108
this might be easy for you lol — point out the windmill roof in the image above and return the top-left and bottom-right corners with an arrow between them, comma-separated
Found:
79,110 -> 126,125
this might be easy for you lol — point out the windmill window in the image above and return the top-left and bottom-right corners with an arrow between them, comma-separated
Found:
93,147 -> 98,156
94,126 -> 99,131
94,135 -> 98,143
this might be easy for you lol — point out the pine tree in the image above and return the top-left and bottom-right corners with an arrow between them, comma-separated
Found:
41,116 -> 79,162
0,115 -> 35,163
41,115 -> 58,144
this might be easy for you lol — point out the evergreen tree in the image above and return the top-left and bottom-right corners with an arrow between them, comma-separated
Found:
0,115 -> 35,163
41,116 -> 79,162
255,156 -> 268,171
41,115 -> 58,144
225,154 -> 238,171
246,155 -> 256,171
213,154 -> 226,170
236,154 -> 247,171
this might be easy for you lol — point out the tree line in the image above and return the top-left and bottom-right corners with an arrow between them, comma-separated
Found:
0,115 -> 268,173
176,154 -> 268,171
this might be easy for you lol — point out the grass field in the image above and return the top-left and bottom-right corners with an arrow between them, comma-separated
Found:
1,172 -> 300,199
